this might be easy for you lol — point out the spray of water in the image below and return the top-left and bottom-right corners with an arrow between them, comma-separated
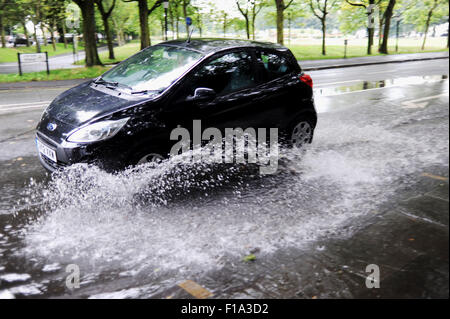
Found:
16,94 -> 448,294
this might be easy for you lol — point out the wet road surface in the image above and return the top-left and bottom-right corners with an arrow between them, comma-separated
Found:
0,59 -> 448,298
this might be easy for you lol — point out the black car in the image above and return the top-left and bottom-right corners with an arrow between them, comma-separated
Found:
36,39 -> 317,172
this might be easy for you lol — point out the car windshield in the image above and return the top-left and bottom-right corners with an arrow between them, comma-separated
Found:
101,45 -> 203,93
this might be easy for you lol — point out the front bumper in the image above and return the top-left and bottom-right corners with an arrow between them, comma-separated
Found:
35,131 -> 129,173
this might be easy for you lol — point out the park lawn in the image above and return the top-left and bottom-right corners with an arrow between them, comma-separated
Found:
289,44 -> 448,60
75,41 -> 147,65
0,66 -> 109,83
0,43 -> 79,63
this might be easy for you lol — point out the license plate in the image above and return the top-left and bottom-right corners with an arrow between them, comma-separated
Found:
36,138 -> 57,163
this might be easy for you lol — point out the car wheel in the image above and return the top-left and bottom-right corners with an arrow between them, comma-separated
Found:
136,153 -> 165,165
289,119 -> 314,148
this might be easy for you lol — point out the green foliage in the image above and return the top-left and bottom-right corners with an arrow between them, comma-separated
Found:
404,0 -> 449,32
339,1 -> 367,34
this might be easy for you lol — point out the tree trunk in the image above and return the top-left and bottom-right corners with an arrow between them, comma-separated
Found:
50,21 -> 57,51
33,23 -> 41,53
245,16 -> 250,39
102,15 -> 115,59
275,0 -> 284,45
223,13 -> 227,37
379,0 -> 396,54
182,1 -> 189,37
22,21 -> 30,47
0,15 -> 5,48
422,0 -> 438,50
41,26 -> 47,46
61,20 -> 68,49
76,0 -> 102,66
366,0 -> 375,55
137,0 -> 150,49
251,14 -> 256,40
321,19 -> 326,55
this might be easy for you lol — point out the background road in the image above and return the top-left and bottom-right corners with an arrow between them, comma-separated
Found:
0,59 -> 448,298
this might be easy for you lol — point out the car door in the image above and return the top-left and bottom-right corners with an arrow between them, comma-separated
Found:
251,49 -> 302,130
162,49 -> 263,133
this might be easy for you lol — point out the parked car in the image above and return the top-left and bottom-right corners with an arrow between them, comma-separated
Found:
13,37 -> 29,47
36,39 -> 317,172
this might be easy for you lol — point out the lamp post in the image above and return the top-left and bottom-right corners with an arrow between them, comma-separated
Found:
163,0 -> 169,41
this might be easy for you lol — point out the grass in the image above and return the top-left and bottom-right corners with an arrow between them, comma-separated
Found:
0,66 -> 109,83
75,40 -> 150,65
289,44 -> 448,60
288,37 -> 448,60
0,43 -> 81,63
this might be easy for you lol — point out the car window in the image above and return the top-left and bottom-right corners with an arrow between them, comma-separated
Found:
102,45 -> 203,93
192,51 -> 256,96
258,51 -> 293,81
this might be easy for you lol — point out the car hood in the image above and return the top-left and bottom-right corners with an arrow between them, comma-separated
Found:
45,81 -> 144,126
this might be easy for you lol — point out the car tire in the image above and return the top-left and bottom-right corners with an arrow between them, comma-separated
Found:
284,116 -> 315,148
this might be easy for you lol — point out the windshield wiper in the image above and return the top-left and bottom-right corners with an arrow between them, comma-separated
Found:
93,77 -> 119,88
131,89 -> 160,95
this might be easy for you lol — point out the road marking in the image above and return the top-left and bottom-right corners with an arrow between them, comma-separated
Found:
402,92 -> 449,109
178,280 -> 213,299
315,85 -> 401,96
421,173 -> 449,182
0,100 -> 51,108
316,79 -> 363,86
0,104 -> 48,112
366,70 -> 395,75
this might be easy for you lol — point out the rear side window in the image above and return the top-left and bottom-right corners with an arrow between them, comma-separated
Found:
257,51 -> 293,81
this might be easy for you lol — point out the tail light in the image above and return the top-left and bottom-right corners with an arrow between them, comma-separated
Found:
300,73 -> 313,88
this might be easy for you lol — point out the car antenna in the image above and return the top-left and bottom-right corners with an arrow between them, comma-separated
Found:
187,28 -> 195,43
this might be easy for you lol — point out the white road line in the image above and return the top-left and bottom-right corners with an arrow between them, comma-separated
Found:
0,104 -> 48,112
366,70 -> 394,75
0,100 -> 52,108
316,79 -> 363,86
401,92 -> 449,109
315,85 -> 401,96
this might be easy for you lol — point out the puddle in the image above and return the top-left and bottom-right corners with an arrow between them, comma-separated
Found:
315,75 -> 448,97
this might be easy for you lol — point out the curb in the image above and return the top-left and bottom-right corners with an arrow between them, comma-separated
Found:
301,55 -> 449,71
0,78 -> 90,90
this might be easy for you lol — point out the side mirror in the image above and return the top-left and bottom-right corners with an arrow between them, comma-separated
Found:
189,87 -> 216,102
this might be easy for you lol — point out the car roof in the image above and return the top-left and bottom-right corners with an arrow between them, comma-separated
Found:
160,38 -> 289,55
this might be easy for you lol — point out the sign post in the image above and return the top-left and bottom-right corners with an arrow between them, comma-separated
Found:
344,39 -> 348,59
17,52 -> 22,76
17,52 -> 50,76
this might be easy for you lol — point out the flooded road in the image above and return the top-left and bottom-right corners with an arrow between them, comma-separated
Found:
0,60 -> 448,298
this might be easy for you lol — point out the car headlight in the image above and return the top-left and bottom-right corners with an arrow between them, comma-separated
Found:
67,118 -> 129,143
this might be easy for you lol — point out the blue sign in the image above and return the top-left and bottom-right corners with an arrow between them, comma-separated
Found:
186,17 -> 192,26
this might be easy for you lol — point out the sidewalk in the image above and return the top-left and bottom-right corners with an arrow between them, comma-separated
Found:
301,51 -> 449,71
0,46 -> 108,74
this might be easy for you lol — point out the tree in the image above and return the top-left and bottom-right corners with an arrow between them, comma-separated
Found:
345,0 -> 377,54
95,0 -> 116,60
378,0 -> 396,53
404,0 -> 448,50
0,0 -> 8,48
236,0 -> 251,39
74,0 -> 102,66
169,0 -> 182,39
124,0 -> 163,49
274,0 -> 294,44
309,0 -> 340,55
182,0 -> 191,36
